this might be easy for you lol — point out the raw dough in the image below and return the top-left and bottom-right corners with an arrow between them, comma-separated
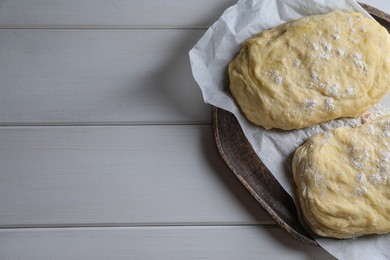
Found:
292,115 -> 390,238
228,10 -> 390,130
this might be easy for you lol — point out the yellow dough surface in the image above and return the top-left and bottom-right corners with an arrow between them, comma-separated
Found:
292,115 -> 390,238
228,10 -> 390,130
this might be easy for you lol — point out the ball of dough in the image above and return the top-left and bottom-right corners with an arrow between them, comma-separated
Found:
292,115 -> 390,238
228,10 -> 390,130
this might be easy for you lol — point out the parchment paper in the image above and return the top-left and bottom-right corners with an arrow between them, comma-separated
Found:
189,0 -> 390,259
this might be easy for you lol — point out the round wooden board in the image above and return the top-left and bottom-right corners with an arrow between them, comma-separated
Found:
213,3 -> 390,246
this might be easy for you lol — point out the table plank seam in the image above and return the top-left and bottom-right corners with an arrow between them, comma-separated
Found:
0,122 -> 211,127
0,27 -> 209,30
0,223 -> 278,230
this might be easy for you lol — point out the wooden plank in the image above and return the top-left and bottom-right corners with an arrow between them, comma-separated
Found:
0,29 -> 210,125
0,125 -> 273,227
0,226 -> 335,259
0,0 -> 386,28
0,0 -> 236,28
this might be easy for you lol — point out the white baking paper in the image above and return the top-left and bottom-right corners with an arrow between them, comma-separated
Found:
189,0 -> 390,259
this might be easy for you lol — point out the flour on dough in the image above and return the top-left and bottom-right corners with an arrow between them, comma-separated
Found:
228,10 -> 390,130
292,115 -> 390,238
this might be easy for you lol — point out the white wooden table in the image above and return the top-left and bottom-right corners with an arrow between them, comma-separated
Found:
0,1 -> 388,259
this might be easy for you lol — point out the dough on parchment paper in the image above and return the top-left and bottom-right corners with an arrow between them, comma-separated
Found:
292,115 -> 390,239
228,10 -> 390,130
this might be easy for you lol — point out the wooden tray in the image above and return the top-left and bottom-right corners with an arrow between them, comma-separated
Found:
213,3 -> 390,246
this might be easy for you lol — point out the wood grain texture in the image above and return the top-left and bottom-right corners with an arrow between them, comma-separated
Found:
0,0 -> 236,28
0,29 -> 209,125
0,226 -> 334,260
0,0 -> 387,28
213,108 -> 316,245
213,4 -> 390,246
0,125 -> 273,227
